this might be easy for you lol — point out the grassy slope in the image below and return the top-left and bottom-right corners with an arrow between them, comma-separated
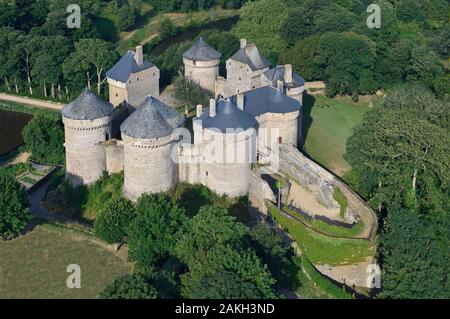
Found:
302,94 -> 370,177
0,224 -> 131,298
268,204 -> 373,266
116,8 -> 239,53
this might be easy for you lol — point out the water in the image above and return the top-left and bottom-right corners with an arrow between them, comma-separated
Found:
149,16 -> 239,56
0,109 -> 32,156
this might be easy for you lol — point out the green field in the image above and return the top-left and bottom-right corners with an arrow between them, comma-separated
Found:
0,223 -> 131,299
302,94 -> 370,177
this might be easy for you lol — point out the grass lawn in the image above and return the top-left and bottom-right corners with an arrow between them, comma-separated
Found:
302,94 -> 370,177
0,224 -> 131,299
268,203 -> 373,266
283,206 -> 364,238
297,256 -> 353,299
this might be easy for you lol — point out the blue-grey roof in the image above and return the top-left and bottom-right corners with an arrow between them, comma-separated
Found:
230,86 -> 300,118
106,51 -> 154,83
264,66 -> 305,87
203,99 -> 258,133
62,89 -> 114,120
230,44 -> 270,71
137,96 -> 184,128
183,37 -> 222,61
120,104 -> 173,139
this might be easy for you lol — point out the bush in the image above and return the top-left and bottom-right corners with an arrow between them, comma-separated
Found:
94,197 -> 136,244
0,171 -> 30,239
98,273 -> 158,299
22,112 -> 64,165
173,75 -> 209,112
128,193 -> 187,272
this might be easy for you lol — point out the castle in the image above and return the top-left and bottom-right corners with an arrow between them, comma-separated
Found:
62,38 -> 305,201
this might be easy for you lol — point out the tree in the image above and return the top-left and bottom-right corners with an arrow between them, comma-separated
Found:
151,41 -> 192,87
94,197 -> 136,245
379,208 -> 449,298
0,27 -> 23,91
406,45 -> 443,88
278,35 -> 322,81
98,273 -> 158,299
173,75 -> 208,113
127,194 -> 187,272
181,244 -> 277,299
248,223 -> 297,289
315,32 -> 380,98
22,112 -> 65,165
233,0 -> 288,63
63,39 -> 118,94
175,206 -> 247,267
116,4 -> 138,32
0,171 -> 30,240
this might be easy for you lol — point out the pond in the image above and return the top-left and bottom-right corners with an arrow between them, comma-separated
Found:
149,16 -> 239,56
0,109 -> 32,156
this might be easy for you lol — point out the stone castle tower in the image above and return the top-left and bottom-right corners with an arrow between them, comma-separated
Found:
120,97 -> 184,201
106,46 -> 160,107
183,37 -> 221,94
62,89 -> 114,186
180,98 -> 258,197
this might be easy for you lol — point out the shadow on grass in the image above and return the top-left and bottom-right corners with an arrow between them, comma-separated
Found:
300,93 -> 316,148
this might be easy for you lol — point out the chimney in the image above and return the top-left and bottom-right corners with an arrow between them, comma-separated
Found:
277,80 -> 284,92
209,99 -> 216,117
240,39 -> 247,49
237,94 -> 244,111
285,64 -> 293,84
135,45 -> 143,66
196,104 -> 203,118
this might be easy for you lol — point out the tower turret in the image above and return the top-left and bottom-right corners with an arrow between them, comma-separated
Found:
62,89 -> 114,186
183,37 -> 221,94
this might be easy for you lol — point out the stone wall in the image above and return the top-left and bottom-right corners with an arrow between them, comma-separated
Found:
104,139 -> 124,174
63,116 -> 111,186
108,78 -> 128,107
248,169 -> 276,215
178,143 -> 201,184
126,66 -> 160,106
278,144 -> 378,240
184,58 -> 220,94
256,111 -> 299,152
122,133 -> 177,201
221,60 -> 270,97
278,144 -> 337,208
198,128 -> 257,197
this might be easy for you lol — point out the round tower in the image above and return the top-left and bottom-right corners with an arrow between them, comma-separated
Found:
120,97 -> 184,201
62,89 -> 114,186
183,37 -> 221,94
200,99 -> 258,197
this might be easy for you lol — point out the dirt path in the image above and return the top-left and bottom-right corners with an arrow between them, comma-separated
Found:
1,152 -> 30,166
288,181 -> 341,220
0,93 -> 63,111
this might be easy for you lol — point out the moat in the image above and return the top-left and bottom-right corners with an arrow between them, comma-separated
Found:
0,109 -> 32,156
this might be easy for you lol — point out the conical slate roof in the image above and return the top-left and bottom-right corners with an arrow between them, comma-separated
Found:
120,104 -> 173,139
203,99 -> 257,133
183,37 -> 222,61
137,96 -> 184,129
62,89 -> 114,120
